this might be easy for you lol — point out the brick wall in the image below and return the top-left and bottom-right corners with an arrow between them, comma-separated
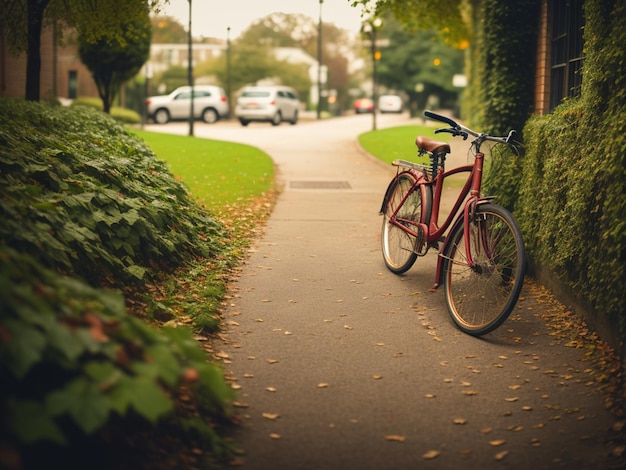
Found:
1,25 -> 98,101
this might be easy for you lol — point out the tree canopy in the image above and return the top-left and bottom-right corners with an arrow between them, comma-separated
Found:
79,4 -> 152,114
351,0 -> 470,46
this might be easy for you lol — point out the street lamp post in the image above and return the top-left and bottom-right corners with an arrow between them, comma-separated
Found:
363,18 -> 382,131
317,0 -> 323,120
187,0 -> 194,136
226,26 -> 231,118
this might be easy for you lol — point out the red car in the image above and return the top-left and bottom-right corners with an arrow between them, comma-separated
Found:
354,98 -> 374,114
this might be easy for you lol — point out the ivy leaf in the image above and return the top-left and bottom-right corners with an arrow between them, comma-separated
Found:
0,319 -> 46,379
126,377 -> 172,423
46,377 -> 111,435
11,399 -> 66,445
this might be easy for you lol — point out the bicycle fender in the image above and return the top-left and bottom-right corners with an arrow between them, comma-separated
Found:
379,170 -> 427,214
379,172 -> 405,214
434,198 -> 495,288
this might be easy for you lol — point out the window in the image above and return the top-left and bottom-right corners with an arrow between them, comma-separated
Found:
68,70 -> 77,99
549,0 -> 584,111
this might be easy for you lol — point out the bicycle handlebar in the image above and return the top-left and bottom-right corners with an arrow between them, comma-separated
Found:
424,110 -> 516,146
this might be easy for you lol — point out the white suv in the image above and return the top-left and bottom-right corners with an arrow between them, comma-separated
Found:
146,85 -> 229,124
235,86 -> 300,126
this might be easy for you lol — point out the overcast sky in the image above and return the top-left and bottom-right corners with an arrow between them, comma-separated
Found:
158,0 -> 367,40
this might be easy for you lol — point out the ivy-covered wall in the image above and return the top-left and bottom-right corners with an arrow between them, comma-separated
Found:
467,0 -> 541,211
473,0 -> 626,349
516,0 -> 626,349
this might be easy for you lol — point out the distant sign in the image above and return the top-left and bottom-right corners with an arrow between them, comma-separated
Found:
453,74 -> 468,88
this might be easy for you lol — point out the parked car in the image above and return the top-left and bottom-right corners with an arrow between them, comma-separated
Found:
378,95 -> 404,113
354,98 -> 374,114
146,85 -> 229,124
235,86 -> 300,126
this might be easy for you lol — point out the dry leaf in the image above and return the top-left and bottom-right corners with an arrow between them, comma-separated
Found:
508,385 -> 521,390
495,450 -> 509,461
269,433 -> 281,439
266,386 -> 277,392
372,375 -> 383,380
385,435 -> 406,442
424,393 -> 436,398
262,413 -> 280,420
490,439 -> 506,447
267,359 -> 279,364
464,391 -> 478,396
317,383 -> 329,388
422,450 -> 440,459
453,418 -> 467,425
522,406 -> 533,411
505,397 -> 519,402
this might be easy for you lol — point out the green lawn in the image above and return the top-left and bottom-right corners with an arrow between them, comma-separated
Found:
358,125 -> 443,166
132,130 -> 274,211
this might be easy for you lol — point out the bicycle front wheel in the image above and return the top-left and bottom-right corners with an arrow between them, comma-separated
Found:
381,173 -> 431,274
443,204 -> 525,336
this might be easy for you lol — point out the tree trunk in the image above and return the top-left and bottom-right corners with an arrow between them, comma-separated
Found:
25,0 -> 51,101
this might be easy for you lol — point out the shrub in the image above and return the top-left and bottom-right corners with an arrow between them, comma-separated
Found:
0,97 -> 234,465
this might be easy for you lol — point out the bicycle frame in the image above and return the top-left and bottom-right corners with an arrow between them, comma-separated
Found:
384,150 -> 492,290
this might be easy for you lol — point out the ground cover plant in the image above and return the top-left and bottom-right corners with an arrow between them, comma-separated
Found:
0,98 -> 272,468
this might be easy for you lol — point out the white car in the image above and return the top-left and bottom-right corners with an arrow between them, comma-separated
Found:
235,86 -> 300,126
146,85 -> 229,124
378,95 -> 404,113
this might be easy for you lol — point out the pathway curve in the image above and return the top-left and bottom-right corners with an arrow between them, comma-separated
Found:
150,116 -> 622,469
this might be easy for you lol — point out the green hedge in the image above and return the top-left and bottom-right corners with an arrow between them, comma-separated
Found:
465,0 -> 625,347
514,0 -> 626,345
71,97 -> 141,124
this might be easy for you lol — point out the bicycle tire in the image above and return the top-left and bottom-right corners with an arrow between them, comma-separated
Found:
381,173 -> 432,274
443,203 -> 525,335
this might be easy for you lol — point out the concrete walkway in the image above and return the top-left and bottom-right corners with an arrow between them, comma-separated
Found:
208,115 -> 622,469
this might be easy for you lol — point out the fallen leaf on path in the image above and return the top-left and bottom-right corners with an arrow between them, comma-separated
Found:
385,435 -> 406,442
453,418 -> 467,425
422,450 -> 440,459
372,375 -> 383,380
508,385 -> 521,390
267,359 -> 279,364
489,439 -> 506,446
505,397 -> 519,402
262,413 -> 280,420
424,394 -> 436,398
317,383 -> 329,388
266,387 -> 277,392
495,450 -> 509,461
464,391 -> 478,396
269,433 -> 281,439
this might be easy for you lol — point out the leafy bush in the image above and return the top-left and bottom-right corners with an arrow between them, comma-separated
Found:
0,98 -> 234,466
70,97 -> 141,124
509,0 -> 626,346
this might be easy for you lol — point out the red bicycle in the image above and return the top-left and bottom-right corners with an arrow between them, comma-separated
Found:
380,111 -> 526,336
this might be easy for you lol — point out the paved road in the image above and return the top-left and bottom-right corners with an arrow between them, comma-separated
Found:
147,115 -> 621,469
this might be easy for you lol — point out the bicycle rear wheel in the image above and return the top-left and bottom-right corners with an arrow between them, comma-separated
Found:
381,173 -> 431,274
443,204 -> 525,335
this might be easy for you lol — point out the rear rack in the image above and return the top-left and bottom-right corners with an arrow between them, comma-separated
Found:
392,159 -> 432,177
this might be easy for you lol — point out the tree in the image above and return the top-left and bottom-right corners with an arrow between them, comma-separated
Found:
373,16 -> 465,115
151,15 -> 188,43
0,0 -> 163,101
194,43 -> 311,101
236,13 -> 356,111
351,0 -> 468,46
78,4 -> 151,114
